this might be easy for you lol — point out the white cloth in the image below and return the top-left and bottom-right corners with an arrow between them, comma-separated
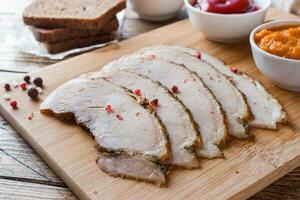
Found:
272,0 -> 300,15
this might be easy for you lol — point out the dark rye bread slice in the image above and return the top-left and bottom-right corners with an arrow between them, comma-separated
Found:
31,17 -> 119,43
43,34 -> 115,54
23,0 -> 126,30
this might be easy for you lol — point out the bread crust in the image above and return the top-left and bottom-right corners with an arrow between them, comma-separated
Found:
23,0 -> 126,30
42,34 -> 115,54
31,18 -> 119,43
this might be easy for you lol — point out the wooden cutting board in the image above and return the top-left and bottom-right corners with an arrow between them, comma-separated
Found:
1,8 -> 300,200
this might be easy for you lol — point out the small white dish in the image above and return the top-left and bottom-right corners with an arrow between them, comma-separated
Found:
127,0 -> 184,21
250,20 -> 300,92
184,0 -> 271,43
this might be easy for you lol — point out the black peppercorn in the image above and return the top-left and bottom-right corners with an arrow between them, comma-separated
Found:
24,75 -> 31,83
27,87 -> 39,99
4,83 -> 11,91
33,77 -> 43,87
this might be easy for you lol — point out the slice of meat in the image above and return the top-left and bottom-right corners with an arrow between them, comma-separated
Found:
137,45 -> 251,139
97,153 -> 167,186
102,54 -> 228,158
40,76 -> 169,165
95,70 -> 200,168
175,47 -> 287,129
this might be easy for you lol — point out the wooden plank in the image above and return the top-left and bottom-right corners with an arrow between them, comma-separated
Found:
0,115 -> 63,183
0,7 -> 299,200
252,166 -> 300,200
0,72 -> 24,83
0,179 -> 77,200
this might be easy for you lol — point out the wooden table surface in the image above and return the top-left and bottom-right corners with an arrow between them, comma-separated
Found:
0,1 -> 299,200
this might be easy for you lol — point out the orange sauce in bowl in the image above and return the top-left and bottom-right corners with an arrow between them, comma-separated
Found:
255,26 -> 300,60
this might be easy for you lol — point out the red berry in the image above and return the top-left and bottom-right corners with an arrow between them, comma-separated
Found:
134,89 -> 141,96
230,67 -> 238,74
4,84 -> 11,91
105,104 -> 112,113
116,114 -> 123,120
20,82 -> 27,90
150,99 -> 159,107
195,52 -> 201,59
171,85 -> 179,94
10,100 -> 18,109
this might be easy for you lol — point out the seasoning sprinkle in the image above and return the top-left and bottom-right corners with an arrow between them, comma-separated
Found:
28,113 -> 34,120
4,83 -> 11,91
148,54 -> 156,60
134,89 -> 141,96
104,76 -> 112,80
10,100 -> 18,109
116,114 -> 123,120
195,52 -> 201,59
27,87 -> 39,99
20,82 -> 27,90
105,104 -> 113,113
171,85 -> 179,94
150,99 -> 159,107
230,67 -> 238,74
24,75 -> 31,83
33,77 -> 43,87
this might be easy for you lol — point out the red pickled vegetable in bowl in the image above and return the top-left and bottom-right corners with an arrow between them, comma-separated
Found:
193,0 -> 260,14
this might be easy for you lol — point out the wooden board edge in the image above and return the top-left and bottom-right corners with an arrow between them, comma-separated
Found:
233,154 -> 300,199
0,104 -> 88,200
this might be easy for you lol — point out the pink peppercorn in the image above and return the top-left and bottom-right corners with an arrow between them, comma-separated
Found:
150,99 -> 159,107
116,114 -> 123,120
105,104 -> 113,113
134,89 -> 141,96
20,82 -> 27,90
171,85 -> 179,94
230,67 -> 238,74
195,52 -> 201,59
10,100 -> 18,109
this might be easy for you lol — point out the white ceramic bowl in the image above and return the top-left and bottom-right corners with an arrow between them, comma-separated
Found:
127,0 -> 184,21
250,20 -> 300,92
184,0 -> 271,43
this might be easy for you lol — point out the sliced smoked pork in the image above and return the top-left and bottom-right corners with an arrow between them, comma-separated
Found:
95,70 -> 200,168
98,153 -> 167,186
174,46 -> 287,129
137,45 -> 251,139
102,54 -> 228,158
40,76 -> 169,185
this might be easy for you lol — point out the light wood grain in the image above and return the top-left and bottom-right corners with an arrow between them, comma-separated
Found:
0,179 -> 77,200
1,3 -> 300,199
0,8 -> 300,200
0,115 -> 63,183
